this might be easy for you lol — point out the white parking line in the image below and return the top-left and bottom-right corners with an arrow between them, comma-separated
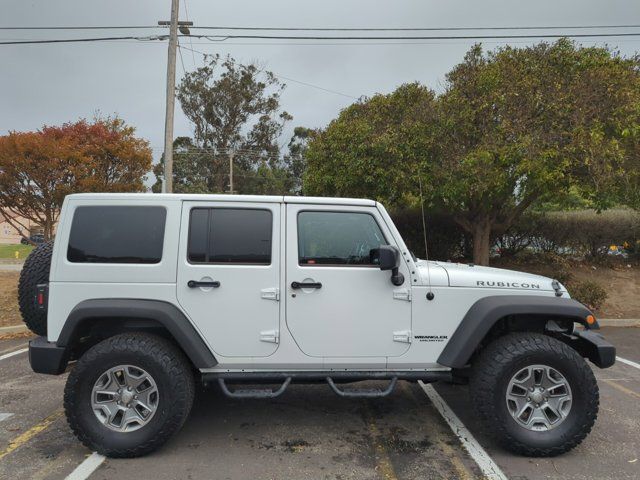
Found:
0,347 -> 28,361
0,343 -> 28,356
418,381 -> 508,480
0,413 -> 13,422
617,356 -> 640,370
65,452 -> 106,480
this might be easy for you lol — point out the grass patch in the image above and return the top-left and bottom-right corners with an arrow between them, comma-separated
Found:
0,272 -> 21,327
0,244 -> 33,259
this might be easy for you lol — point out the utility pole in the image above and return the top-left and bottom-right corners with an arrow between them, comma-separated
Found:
228,151 -> 235,194
158,4 -> 192,193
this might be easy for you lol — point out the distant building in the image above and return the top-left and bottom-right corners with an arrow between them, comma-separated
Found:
0,209 -> 53,244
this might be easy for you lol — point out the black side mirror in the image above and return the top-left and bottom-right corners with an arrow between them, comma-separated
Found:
370,245 -> 404,286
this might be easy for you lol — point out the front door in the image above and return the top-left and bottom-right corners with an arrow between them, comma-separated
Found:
177,201 -> 280,357
285,204 -> 412,358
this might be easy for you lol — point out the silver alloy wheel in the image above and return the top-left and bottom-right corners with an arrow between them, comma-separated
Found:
505,364 -> 572,432
91,365 -> 159,432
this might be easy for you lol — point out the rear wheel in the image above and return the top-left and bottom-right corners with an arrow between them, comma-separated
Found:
470,332 -> 599,456
64,333 -> 195,457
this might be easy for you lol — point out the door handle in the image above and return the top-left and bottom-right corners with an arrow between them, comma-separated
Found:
188,280 -> 221,288
291,281 -> 322,290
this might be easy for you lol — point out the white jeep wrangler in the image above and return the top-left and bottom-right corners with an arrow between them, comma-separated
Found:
22,193 -> 615,458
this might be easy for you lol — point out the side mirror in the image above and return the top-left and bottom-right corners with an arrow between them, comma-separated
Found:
370,245 -> 404,286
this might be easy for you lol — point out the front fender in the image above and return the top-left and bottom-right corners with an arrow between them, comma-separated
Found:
438,295 -> 598,369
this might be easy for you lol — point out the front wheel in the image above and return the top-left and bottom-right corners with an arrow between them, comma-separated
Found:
470,332 -> 599,456
64,333 -> 195,458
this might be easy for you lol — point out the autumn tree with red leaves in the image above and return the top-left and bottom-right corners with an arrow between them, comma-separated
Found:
0,117 -> 151,240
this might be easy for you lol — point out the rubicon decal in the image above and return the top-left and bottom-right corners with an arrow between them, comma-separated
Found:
476,281 -> 540,289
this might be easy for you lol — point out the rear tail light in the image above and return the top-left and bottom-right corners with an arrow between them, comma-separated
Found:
35,284 -> 48,310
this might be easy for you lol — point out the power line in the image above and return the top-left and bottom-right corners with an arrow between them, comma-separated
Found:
189,32 -> 640,41
106,37 -> 640,46
174,148 -> 291,160
2,23 -> 640,31
179,147 -> 286,156
190,24 -> 640,32
0,35 -> 165,45
178,44 -> 359,99
170,144 -> 286,153
3,31 -> 640,46
0,25 -> 161,30
270,72 -> 358,99
177,39 -> 187,75
180,0 -> 197,67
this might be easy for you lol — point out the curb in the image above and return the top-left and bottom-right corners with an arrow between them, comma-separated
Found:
598,318 -> 640,327
0,324 -> 27,334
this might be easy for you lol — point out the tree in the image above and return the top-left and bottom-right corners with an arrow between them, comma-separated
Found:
304,40 -> 640,265
304,83 -> 437,205
432,40 -> 639,264
152,137 -> 216,193
281,126 -> 314,195
154,54 -> 293,194
0,118 -> 151,240
619,123 -> 640,210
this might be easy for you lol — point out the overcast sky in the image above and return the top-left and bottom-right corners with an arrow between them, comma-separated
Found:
2,0 -> 639,171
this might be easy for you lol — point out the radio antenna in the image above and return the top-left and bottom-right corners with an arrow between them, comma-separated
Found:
419,176 -> 435,300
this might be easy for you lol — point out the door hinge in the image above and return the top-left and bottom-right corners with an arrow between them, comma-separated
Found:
260,329 -> 279,343
260,287 -> 280,301
393,330 -> 412,343
393,288 -> 411,302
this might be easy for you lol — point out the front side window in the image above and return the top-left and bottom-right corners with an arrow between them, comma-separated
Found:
298,211 -> 386,266
188,208 -> 272,264
67,206 -> 166,264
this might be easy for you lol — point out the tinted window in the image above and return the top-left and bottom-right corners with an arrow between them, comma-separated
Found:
68,206 -> 166,264
188,208 -> 272,264
298,211 -> 386,266
188,208 -> 208,263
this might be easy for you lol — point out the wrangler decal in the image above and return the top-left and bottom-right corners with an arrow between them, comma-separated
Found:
414,335 -> 448,342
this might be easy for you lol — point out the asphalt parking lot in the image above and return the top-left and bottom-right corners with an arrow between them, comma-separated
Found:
1,327 -> 639,480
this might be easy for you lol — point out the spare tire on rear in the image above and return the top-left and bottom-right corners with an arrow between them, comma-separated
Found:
18,241 -> 53,336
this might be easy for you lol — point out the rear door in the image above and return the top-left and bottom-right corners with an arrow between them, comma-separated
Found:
177,201 -> 280,357
285,204 -> 412,358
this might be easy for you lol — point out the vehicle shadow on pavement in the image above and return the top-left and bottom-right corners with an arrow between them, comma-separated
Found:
100,380 -> 480,480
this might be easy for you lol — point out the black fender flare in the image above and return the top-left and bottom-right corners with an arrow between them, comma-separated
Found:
57,298 -> 217,369
437,295 -> 596,369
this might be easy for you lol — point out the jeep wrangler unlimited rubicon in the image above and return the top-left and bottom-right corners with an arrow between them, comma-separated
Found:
22,194 -> 615,458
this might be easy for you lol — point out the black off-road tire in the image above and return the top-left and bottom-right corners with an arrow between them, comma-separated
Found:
470,332 -> 599,457
64,333 -> 195,458
18,241 -> 53,336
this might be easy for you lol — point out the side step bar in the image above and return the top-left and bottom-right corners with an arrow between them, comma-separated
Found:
218,377 -> 291,399
205,371 -> 456,400
326,376 -> 397,398
203,370 -> 452,384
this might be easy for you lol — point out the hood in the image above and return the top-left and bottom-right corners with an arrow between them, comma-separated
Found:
435,262 -> 567,294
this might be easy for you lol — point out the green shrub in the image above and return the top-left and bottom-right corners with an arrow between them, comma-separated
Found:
391,207 -> 639,264
569,280 -> 608,311
504,209 -> 640,259
546,209 -> 639,257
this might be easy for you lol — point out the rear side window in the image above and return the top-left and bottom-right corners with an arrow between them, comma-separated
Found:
297,211 -> 386,266
188,208 -> 272,264
67,206 -> 167,264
